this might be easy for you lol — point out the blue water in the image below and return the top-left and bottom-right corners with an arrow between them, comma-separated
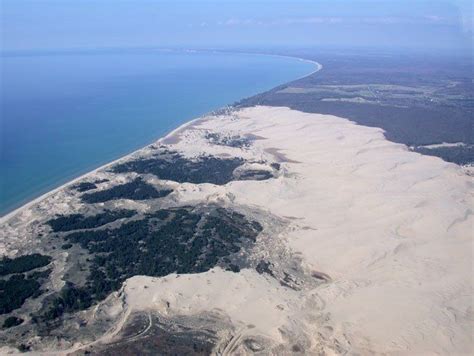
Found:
0,49 -> 315,216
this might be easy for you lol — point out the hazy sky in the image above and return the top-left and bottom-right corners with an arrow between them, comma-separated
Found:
1,0 -> 472,52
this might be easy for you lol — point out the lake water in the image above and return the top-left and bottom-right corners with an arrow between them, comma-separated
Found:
0,49 -> 315,216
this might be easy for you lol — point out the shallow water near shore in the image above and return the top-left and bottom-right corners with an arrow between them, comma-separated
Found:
0,49 -> 315,216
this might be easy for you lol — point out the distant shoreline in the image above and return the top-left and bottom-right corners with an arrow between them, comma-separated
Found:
0,50 -> 321,223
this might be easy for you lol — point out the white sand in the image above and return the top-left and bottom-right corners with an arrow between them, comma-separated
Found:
1,106 -> 472,354
123,270 -> 306,342
118,106 -> 472,354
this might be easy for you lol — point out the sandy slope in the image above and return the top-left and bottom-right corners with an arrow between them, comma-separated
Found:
117,106 -> 472,354
1,106 -> 472,355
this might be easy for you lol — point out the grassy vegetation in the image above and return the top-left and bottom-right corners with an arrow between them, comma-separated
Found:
0,254 -> 51,276
81,178 -> 172,203
47,209 -> 135,232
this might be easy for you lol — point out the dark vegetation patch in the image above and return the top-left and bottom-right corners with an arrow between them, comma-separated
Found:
204,132 -> 251,148
112,151 -> 245,185
17,344 -> 30,352
3,316 -> 24,329
40,282 -> 93,321
73,180 -> 109,193
81,178 -> 172,203
256,260 -> 274,276
47,210 -> 135,232
61,243 -> 73,250
39,206 -> 262,321
0,274 -> 41,314
28,269 -> 51,281
225,263 -> 241,273
0,254 -> 52,314
73,182 -> 97,192
0,254 -> 51,276
94,179 -> 109,184
237,169 -> 274,181
0,268 -> 51,315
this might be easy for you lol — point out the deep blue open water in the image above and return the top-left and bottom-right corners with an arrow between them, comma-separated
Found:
0,49 -> 315,216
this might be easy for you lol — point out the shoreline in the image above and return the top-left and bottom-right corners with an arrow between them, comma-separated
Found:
0,116 -> 204,225
208,49 -> 322,80
0,51 -> 321,224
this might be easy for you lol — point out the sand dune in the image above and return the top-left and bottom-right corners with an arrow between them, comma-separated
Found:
1,106 -> 472,354
116,106 -> 472,354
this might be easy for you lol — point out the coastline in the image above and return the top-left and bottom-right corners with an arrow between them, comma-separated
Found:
0,116 -> 204,225
0,51 -> 322,224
